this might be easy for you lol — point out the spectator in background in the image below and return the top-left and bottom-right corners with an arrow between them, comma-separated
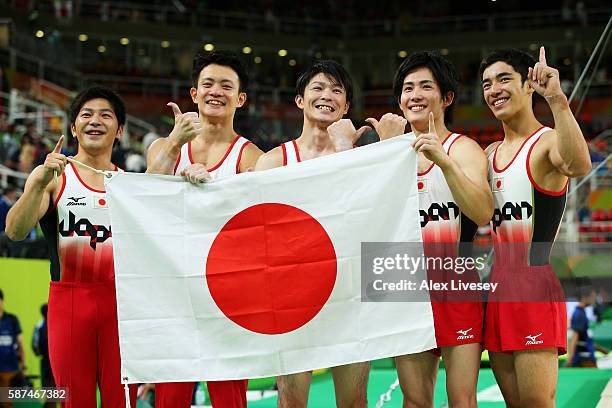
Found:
0,184 -> 17,233
33,304 -> 56,408
566,283 -> 609,367
0,289 -> 27,407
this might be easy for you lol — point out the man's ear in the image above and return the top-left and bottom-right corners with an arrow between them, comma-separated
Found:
70,123 -> 77,138
342,102 -> 349,115
443,91 -> 454,109
524,79 -> 535,96
295,94 -> 304,110
190,87 -> 197,103
116,125 -> 124,140
237,92 -> 247,108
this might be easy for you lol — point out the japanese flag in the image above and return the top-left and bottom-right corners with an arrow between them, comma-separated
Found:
106,135 -> 436,383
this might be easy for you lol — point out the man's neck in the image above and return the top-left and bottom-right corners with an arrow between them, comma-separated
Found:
297,121 -> 335,154
197,119 -> 237,145
501,107 -> 542,143
73,149 -> 114,170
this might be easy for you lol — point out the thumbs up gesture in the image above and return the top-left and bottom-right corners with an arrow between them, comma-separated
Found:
327,119 -> 371,152
167,102 -> 202,146
528,47 -> 563,102
366,113 -> 407,141
412,113 -> 450,169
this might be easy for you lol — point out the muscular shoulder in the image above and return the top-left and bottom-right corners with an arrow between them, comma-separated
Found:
238,142 -> 264,173
484,140 -> 502,156
254,146 -> 284,171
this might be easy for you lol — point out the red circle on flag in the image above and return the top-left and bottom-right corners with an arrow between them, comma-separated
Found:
496,180 -> 501,188
417,181 -> 424,190
206,203 -> 337,335
98,198 -> 106,206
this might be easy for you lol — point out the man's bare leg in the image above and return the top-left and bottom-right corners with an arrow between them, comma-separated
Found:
330,362 -> 370,408
440,344 -> 480,408
395,352 -> 439,408
277,371 -> 312,408
490,351 -> 520,408
514,348 -> 558,408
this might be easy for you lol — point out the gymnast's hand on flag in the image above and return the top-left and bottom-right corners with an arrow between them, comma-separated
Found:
180,163 -> 212,184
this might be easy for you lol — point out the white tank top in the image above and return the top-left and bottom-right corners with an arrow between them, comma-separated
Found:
173,136 -> 251,179
418,133 -> 477,243
281,140 -> 301,165
41,162 -> 119,283
487,126 -> 568,264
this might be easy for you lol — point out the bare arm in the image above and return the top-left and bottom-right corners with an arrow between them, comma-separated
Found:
16,333 -> 26,371
238,143 -> 264,173
441,138 -> 493,226
146,102 -> 201,175
530,47 -> 590,177
545,100 -> 591,177
5,136 -> 65,241
145,137 -> 183,175
564,330 -> 579,367
413,114 -> 492,226
253,147 -> 284,171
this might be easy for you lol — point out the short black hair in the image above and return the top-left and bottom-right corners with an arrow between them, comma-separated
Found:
479,48 -> 536,84
191,50 -> 249,92
69,86 -> 126,127
393,51 -> 459,125
0,289 -> 3,300
295,60 -> 354,106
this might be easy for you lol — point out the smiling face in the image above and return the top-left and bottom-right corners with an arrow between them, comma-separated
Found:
190,63 -> 246,120
399,67 -> 451,130
70,98 -> 122,151
295,73 -> 349,126
481,61 -> 533,121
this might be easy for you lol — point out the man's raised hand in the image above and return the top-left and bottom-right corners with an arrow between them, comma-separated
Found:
412,112 -> 450,169
366,113 -> 407,141
528,46 -> 563,101
327,119 -> 371,152
38,135 -> 67,186
167,102 -> 201,146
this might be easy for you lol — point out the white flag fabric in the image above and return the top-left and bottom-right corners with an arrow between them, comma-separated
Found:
106,135 -> 436,383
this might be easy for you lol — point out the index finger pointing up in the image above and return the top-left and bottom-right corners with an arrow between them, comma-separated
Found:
53,135 -> 64,153
539,46 -> 547,66
428,112 -> 436,135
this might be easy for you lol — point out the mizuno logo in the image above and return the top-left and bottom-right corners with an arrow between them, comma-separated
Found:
456,328 -> 474,340
67,196 -> 86,206
525,333 -> 544,345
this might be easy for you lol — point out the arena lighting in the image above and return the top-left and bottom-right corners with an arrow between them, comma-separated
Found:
529,43 -> 538,51
315,51 -> 322,59
398,50 -> 408,58
440,48 -> 450,55
97,45 -> 106,53
254,56 -> 262,64
289,59 -> 296,66
278,49 -> 288,57
78,34 -> 88,42
242,46 -> 252,54
204,43 -> 214,51
120,37 -> 130,45
161,41 -> 170,48
35,30 -> 44,38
